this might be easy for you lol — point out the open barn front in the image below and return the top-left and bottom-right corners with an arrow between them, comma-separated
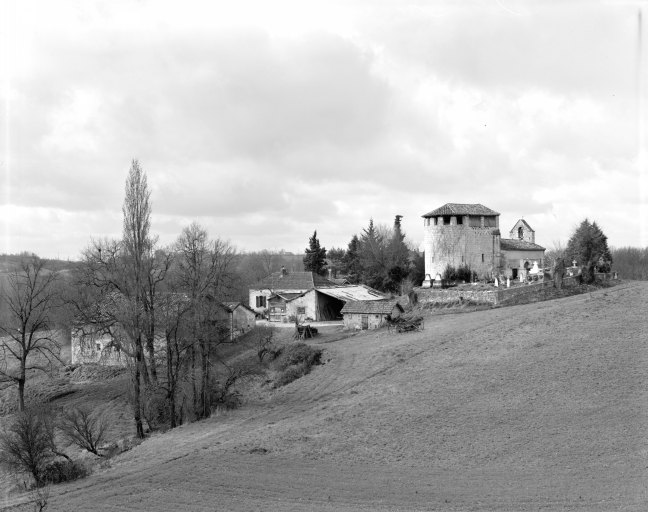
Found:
314,290 -> 345,320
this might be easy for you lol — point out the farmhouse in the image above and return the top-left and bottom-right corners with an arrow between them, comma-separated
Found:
421,203 -> 545,284
250,268 -> 385,322
340,299 -> 404,330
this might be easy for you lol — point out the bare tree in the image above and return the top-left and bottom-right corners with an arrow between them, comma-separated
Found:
0,409 -> 56,486
173,223 -> 237,419
0,257 -> 63,411
58,407 -> 108,457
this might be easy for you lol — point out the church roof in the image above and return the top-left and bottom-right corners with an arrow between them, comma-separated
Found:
500,238 -> 545,251
422,203 -> 500,217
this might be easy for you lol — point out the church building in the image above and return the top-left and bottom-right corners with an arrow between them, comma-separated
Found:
421,203 -> 545,284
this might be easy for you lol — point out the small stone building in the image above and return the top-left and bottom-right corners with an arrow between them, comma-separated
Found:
341,299 -> 404,330
221,301 -> 256,338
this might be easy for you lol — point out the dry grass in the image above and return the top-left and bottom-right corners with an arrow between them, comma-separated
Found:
2,281 -> 646,511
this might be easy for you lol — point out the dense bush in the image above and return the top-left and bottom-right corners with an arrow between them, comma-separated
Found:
275,362 -> 311,387
442,264 -> 474,283
275,343 -> 322,372
41,459 -> 89,484
273,343 -> 322,387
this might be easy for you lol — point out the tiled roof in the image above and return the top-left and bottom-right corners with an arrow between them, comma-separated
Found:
500,238 -> 545,251
341,299 -> 403,315
254,271 -> 334,291
422,203 -> 499,217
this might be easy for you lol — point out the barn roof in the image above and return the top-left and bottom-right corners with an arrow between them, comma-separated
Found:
500,238 -> 546,251
254,271 -> 334,291
341,299 -> 404,315
422,203 -> 500,217
315,285 -> 386,302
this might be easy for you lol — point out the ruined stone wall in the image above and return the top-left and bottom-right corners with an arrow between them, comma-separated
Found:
71,330 -> 128,366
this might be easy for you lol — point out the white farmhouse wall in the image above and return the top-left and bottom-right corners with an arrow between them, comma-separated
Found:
249,289 -> 272,315
285,290 -> 318,321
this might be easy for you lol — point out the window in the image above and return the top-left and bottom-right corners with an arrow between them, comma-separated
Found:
256,295 -> 267,308
481,253 -> 485,263
433,217 -> 438,225
443,215 -> 451,225
456,216 -> 463,225
297,307 -> 306,315
518,226 -> 523,239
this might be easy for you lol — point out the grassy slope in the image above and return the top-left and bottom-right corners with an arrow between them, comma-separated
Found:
3,281 -> 647,511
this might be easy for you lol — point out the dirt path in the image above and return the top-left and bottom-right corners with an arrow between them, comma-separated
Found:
3,281 -> 647,511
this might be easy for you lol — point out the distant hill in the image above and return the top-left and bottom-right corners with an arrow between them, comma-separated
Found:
0,254 -> 81,274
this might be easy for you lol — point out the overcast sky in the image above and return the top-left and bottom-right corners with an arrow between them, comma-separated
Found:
1,0 -> 646,260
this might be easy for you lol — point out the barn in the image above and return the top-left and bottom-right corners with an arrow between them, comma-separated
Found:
340,299 -> 404,330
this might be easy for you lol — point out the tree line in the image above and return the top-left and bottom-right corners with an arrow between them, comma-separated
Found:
303,215 -> 425,294
1,160 -> 243,440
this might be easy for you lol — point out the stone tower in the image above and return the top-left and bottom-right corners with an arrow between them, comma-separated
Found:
422,203 -> 502,283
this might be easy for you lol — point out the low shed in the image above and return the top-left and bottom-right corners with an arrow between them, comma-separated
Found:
341,299 -> 404,330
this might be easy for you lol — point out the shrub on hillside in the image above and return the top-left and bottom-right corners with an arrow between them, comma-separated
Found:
40,459 -> 89,484
273,343 -> 322,387
275,362 -> 311,387
275,343 -> 322,372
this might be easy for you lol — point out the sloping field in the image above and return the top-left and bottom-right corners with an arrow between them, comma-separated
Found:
3,281 -> 647,511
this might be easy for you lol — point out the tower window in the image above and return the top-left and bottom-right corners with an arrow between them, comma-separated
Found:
482,254 -> 485,263
518,226 -> 523,239
443,215 -> 451,225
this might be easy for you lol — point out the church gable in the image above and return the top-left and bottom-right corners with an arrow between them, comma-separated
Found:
509,219 -> 535,244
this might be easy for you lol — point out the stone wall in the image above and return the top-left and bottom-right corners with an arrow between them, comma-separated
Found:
416,275 -> 583,306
